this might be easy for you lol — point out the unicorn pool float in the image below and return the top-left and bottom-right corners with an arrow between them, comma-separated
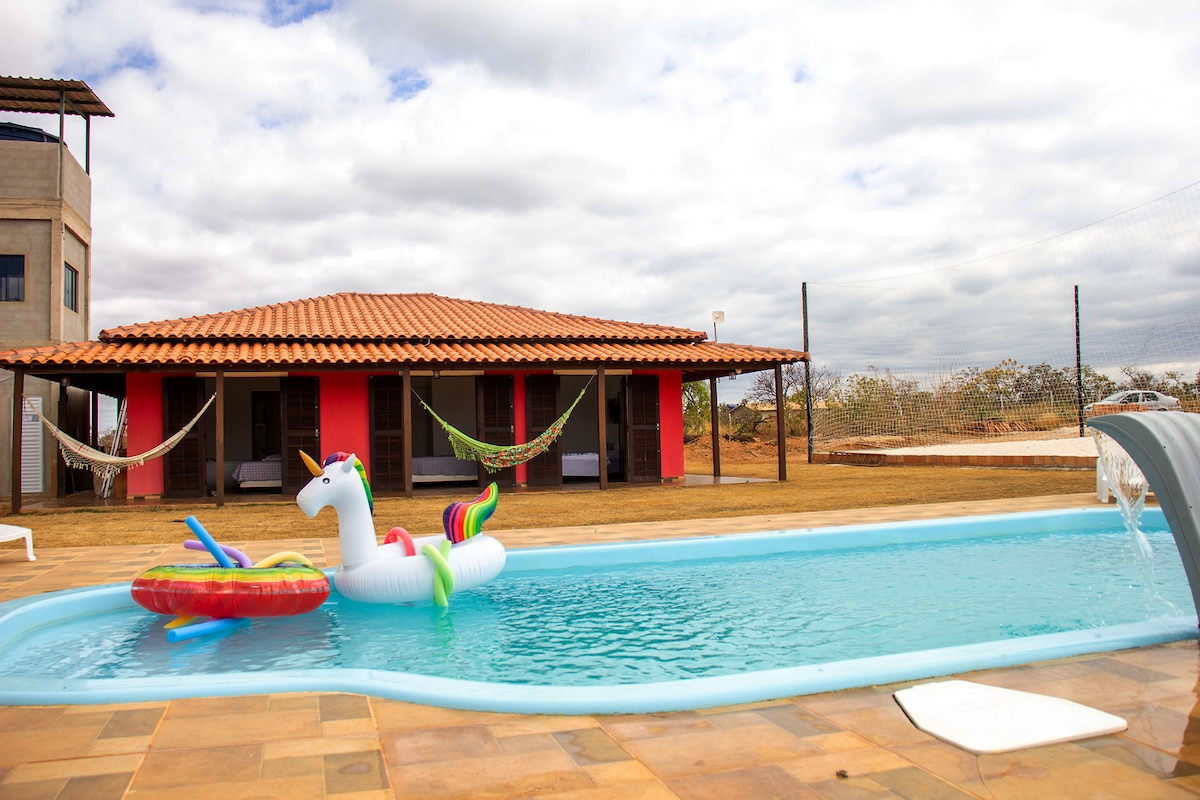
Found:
297,451 -> 506,606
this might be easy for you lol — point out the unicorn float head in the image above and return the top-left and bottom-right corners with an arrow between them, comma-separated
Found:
296,450 -> 505,605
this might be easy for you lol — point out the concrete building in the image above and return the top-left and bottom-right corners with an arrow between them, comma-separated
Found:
0,77 -> 113,499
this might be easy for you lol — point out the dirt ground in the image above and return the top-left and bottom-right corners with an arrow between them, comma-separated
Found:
0,437 -> 1096,550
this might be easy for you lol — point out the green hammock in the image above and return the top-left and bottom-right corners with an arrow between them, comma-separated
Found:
414,376 -> 595,472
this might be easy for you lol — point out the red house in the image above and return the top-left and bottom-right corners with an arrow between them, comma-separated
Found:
1,293 -> 808,508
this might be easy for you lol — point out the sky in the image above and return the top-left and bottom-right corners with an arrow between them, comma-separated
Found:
3,0 -> 1200,397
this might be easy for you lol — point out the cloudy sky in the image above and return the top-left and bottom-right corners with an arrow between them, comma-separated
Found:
4,0 -> 1199,391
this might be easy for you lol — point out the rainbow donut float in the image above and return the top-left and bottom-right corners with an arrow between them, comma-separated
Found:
131,562 -> 330,619
131,516 -> 331,641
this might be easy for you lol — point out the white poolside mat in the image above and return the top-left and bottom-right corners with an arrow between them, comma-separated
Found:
894,680 -> 1127,754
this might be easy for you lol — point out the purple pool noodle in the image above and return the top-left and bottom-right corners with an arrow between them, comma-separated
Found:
183,539 -> 252,568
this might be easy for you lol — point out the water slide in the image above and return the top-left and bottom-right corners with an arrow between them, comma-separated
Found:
1088,412 -> 1200,618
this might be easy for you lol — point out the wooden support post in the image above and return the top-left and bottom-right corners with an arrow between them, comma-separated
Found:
215,371 -> 225,507
709,375 -> 721,478
775,364 -> 787,482
596,366 -> 608,490
402,368 -> 413,498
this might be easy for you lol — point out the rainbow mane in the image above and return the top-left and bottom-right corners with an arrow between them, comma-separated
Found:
442,483 -> 498,544
323,451 -> 373,515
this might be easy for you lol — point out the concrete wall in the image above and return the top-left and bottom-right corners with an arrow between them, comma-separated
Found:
0,219 -> 53,346
0,139 -> 92,349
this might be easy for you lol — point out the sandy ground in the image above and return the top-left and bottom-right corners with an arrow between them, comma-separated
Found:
871,435 -> 1099,457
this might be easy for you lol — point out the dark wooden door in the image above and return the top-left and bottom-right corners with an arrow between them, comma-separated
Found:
370,376 -> 407,491
477,375 -> 515,487
163,377 -> 206,498
525,375 -> 562,486
282,377 -> 320,493
625,375 -> 661,483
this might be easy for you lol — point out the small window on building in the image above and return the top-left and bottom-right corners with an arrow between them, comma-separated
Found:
64,263 -> 79,312
0,255 -> 24,302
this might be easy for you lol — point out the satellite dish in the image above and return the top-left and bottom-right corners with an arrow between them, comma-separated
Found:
711,311 -> 725,323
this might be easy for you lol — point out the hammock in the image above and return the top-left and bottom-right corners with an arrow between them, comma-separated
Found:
414,376 -> 595,472
24,394 -> 217,482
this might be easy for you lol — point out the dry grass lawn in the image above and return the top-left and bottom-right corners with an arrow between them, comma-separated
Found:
0,441 -> 1095,550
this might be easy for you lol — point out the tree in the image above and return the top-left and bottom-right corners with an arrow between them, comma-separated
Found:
681,380 -> 712,435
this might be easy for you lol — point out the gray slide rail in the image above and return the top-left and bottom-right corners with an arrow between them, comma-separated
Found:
1088,412 -> 1200,621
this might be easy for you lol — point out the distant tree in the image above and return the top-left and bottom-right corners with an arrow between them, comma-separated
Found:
1013,362 -> 1077,406
681,380 -> 712,435
745,363 -> 841,417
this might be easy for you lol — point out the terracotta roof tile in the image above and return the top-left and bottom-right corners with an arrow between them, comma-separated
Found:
0,339 -> 804,369
0,293 -> 808,374
100,293 -> 702,342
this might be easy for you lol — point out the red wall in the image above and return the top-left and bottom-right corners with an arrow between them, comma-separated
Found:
125,373 -> 164,497
656,370 -> 685,480
123,368 -> 688,494
318,373 -> 372,476
511,372 -> 528,485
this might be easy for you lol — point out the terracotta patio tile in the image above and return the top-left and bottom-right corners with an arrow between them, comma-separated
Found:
387,748 -> 589,800
319,692 -> 372,721
535,782 -> 679,800
869,765 -> 977,799
55,771 -> 134,800
756,703 -> 844,738
496,731 -> 561,754
127,775 -> 325,800
603,712 -> 715,741
667,764 -> 823,800
891,740 -> 988,793
261,753 -> 323,779
779,746 -> 912,784
1078,734 -> 1200,779
977,744 -> 1200,799
553,727 -> 633,766
582,759 -> 659,786
323,748 -> 389,794
164,694 -> 272,718
153,707 -> 320,749
621,722 -> 824,780
265,734 -> 382,759
382,724 -> 503,766
0,727 -> 104,768
7,753 -> 143,784
98,707 -> 164,739
133,743 -> 263,789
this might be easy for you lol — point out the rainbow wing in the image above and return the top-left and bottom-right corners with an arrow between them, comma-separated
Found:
442,483 -> 499,544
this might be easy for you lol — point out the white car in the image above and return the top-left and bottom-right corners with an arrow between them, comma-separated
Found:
1085,390 -> 1182,414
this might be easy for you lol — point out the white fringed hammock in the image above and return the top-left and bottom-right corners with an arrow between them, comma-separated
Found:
23,394 -> 216,484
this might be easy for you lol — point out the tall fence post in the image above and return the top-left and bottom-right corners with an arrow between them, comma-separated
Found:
803,282 -> 813,463
1075,285 -> 1084,437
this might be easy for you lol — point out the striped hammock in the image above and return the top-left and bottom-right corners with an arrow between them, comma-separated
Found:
414,377 -> 594,472
24,394 -> 216,481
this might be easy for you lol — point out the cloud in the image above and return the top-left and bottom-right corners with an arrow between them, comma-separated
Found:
1,0 -> 1198,397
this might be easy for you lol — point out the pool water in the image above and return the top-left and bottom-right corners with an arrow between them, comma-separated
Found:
0,508 -> 1194,713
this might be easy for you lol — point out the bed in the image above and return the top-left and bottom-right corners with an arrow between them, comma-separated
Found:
412,455 -> 477,483
233,455 -> 282,489
562,452 -> 601,477
562,452 -> 619,478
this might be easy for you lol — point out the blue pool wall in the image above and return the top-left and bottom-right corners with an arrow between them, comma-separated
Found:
0,507 -> 1194,714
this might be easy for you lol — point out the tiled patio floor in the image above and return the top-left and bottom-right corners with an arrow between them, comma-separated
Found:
2,493 -> 1200,798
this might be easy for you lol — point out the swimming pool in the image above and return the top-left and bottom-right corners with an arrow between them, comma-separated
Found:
0,507 -> 1194,714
